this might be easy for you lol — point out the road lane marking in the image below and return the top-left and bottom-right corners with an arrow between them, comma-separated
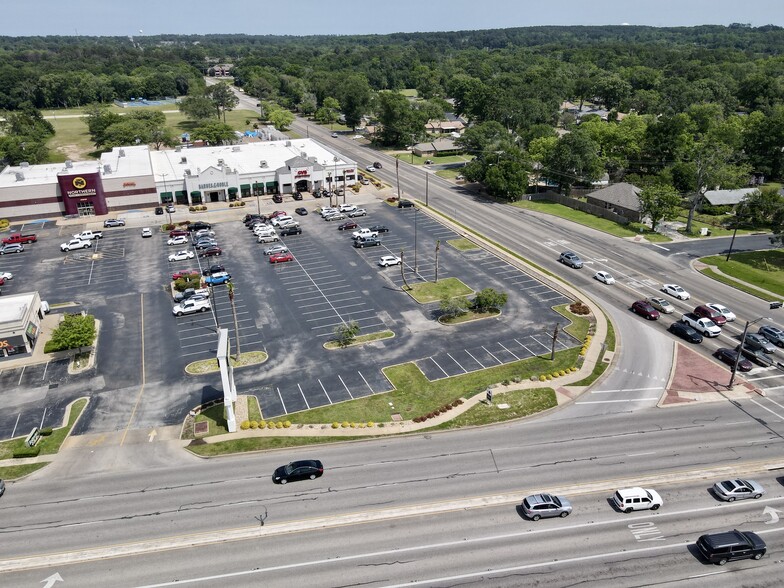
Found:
576,398 -> 660,404
121,294 -> 146,447
749,398 -> 784,420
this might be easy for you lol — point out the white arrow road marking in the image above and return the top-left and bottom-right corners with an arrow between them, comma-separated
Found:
764,506 -> 782,524
40,572 -> 63,588
148,430 -> 157,442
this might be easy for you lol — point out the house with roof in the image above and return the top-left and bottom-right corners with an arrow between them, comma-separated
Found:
425,119 -> 466,136
412,138 -> 461,157
703,188 -> 758,206
585,182 -> 642,222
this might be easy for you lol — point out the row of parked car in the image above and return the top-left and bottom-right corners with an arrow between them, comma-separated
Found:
242,212 -> 299,263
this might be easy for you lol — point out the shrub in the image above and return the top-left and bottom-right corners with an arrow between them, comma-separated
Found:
275,421 -> 284,429
14,447 -> 40,458
240,421 -> 250,430
249,421 -> 258,429
413,416 -> 422,423
545,375 -> 553,380
283,420 -> 291,428
539,375 -> 547,381
332,422 -> 340,429
341,421 -> 350,428
258,421 -> 266,429
358,423 -> 366,428
350,422 -> 356,428
386,197 -> 397,203
367,421 -> 374,427
39,427 -> 54,436
559,370 -> 566,377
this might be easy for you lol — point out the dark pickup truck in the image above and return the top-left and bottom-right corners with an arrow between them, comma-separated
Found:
2,233 -> 37,245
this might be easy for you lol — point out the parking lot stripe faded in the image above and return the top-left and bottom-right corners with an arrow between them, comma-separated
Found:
429,357 -> 450,377
357,371 -> 374,393
318,379 -> 333,404
276,388 -> 288,413
482,346 -> 503,364
446,353 -> 468,373
297,384 -> 310,409
337,374 -> 354,399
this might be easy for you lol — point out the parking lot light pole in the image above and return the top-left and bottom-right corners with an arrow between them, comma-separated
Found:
729,316 -> 770,388
414,207 -> 419,274
255,180 -> 261,215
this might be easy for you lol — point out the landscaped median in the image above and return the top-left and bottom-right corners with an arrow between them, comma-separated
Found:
183,303 -> 603,457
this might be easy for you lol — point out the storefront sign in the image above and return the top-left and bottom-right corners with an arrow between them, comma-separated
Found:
65,176 -> 97,198
295,169 -> 309,177
198,181 -> 229,189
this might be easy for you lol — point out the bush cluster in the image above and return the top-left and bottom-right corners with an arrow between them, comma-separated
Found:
188,205 -> 208,212
412,399 -> 463,423
239,420 -> 292,430
229,201 -> 246,208
569,301 -> 591,315
13,446 -> 40,458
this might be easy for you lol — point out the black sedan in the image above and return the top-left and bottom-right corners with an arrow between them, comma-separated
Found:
338,221 -> 358,231
295,207 -> 308,216
292,191 -> 303,201
714,348 -> 753,372
272,460 -> 324,484
369,224 -> 389,233
668,321 -> 703,344
202,264 -> 225,276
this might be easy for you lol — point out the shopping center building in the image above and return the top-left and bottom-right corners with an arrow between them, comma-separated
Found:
0,139 -> 357,221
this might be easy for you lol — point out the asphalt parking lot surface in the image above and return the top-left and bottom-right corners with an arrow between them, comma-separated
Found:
0,202 -> 580,437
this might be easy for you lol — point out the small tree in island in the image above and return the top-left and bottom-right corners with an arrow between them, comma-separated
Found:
334,320 -> 360,348
44,313 -> 96,355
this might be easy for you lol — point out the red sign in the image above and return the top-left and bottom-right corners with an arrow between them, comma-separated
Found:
295,169 -> 309,177
344,169 -> 354,173
123,181 -> 137,187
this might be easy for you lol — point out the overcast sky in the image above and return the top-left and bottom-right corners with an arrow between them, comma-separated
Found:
2,0 -> 782,36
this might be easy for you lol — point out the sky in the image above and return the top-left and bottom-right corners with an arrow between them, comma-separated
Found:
2,0 -> 782,37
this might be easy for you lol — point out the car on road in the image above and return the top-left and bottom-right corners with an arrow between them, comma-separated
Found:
172,298 -> 211,317
378,255 -> 401,267
706,303 -> 736,322
172,268 -> 200,280
365,165 -> 376,172
694,304 -> 727,326
103,218 -> 126,227
203,271 -> 231,285
696,530 -> 766,566
347,208 -> 367,218
736,345 -> 774,367
713,348 -> 753,372
59,239 -> 90,252
559,251 -> 583,269
613,487 -> 663,513
272,459 -> 324,484
631,300 -> 660,320
201,264 -> 225,276
373,161 -> 382,169
661,283 -> 690,300
269,251 -> 294,264
369,224 -> 389,233
295,207 -> 308,216
338,221 -> 358,231
594,271 -> 615,284
521,493 -> 572,521
167,235 -> 189,246
712,479 -> 765,501
758,325 -> 784,347
263,244 -> 289,256
141,227 -> 153,238
397,199 -> 415,208
668,322 -> 703,344
743,333 -> 776,354
647,297 -> 674,314
681,313 -> 722,337
168,250 -> 195,262
331,132 -> 338,138
199,247 -> 223,258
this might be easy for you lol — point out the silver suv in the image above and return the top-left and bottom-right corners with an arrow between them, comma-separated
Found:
521,493 -> 572,520
559,251 -> 583,268
758,325 -> 784,347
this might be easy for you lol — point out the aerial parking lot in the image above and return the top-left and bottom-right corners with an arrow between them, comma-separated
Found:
0,201 -> 581,437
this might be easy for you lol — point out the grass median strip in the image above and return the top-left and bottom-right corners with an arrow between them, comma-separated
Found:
699,250 -> 784,299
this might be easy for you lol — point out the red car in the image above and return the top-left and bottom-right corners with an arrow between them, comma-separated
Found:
169,229 -> 189,237
199,247 -> 222,258
171,268 -> 200,280
631,300 -> 660,320
269,210 -> 288,219
338,221 -> 358,231
694,305 -> 727,326
269,251 -> 294,264
714,348 -> 753,372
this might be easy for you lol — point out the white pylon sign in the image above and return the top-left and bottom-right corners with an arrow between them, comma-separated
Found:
217,328 -> 238,432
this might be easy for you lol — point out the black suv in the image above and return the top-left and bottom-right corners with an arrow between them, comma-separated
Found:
354,236 -> 380,248
696,530 -> 765,565
292,191 -> 303,200
190,221 -> 212,231
272,194 -> 283,203
398,199 -> 414,208
278,225 -> 302,236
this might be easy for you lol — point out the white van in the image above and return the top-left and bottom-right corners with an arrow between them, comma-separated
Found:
271,215 -> 294,227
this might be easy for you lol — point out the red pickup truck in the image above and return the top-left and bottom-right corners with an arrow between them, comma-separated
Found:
2,233 -> 37,245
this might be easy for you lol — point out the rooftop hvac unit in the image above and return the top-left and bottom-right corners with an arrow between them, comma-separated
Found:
184,169 -> 191,176
232,146 -> 241,152
175,146 -> 182,152
300,151 -> 307,158
14,172 -> 25,181
119,149 -> 125,157
65,160 -> 73,168
285,141 -> 291,147
180,156 -> 187,164
260,160 -> 268,168
217,158 -> 225,166
103,164 -> 112,174
20,161 -> 29,168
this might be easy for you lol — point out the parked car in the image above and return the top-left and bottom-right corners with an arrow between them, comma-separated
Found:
272,459 -> 324,484
263,245 -> 289,256
347,208 -> 367,218
1,244 -> 25,254
295,207 -> 308,216
173,287 -> 210,302
694,305 -> 727,326
378,255 -> 401,267
194,239 -> 218,250
167,235 -> 189,246
272,194 -> 283,203
192,229 -> 216,239
631,300 -> 660,320
168,250 -> 194,262
559,251 -> 583,269
166,204 -> 176,213
324,212 -> 346,221
696,530 -> 766,566
397,199 -> 415,208
203,271 -> 231,285
758,325 -> 784,347
0,271 -> 13,281
647,297 -> 674,314
713,348 -> 753,372
521,493 -> 572,520
257,234 -> 281,244
155,207 -> 164,215
339,203 -> 357,213
331,132 -> 338,138
201,264 -> 225,276
338,221 -> 358,231
744,333 -> 776,354
613,487 -> 662,513
243,214 -> 264,224
169,229 -> 189,237
360,178 -> 370,185
292,191 -> 303,201
190,221 -> 212,231
141,227 -> 153,238
269,251 -> 295,264
712,479 -> 765,501
369,225 -> 389,233
59,240 -> 89,252
354,236 -> 381,248
278,226 -> 302,237
594,271 -> 615,284
668,322 -> 703,344
706,303 -> 736,322
661,283 -> 690,300
103,218 -> 126,227
199,247 -> 223,258
172,298 -> 210,316
172,268 -> 200,280
271,215 -> 294,227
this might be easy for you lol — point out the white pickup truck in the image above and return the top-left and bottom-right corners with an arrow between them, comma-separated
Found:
681,313 -> 722,337
60,238 -> 93,252
352,228 -> 378,240
73,230 -> 103,241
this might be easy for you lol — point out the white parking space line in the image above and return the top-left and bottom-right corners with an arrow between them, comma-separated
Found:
513,338 -> 536,356
358,371 -> 375,393
430,357 -> 450,377
747,373 -> 784,381
317,379 -> 333,404
337,374 -> 354,399
498,342 -> 520,360
276,387 -> 288,413
528,335 -> 551,351
297,384 -> 310,410
464,349 -> 485,368
482,346 -> 503,364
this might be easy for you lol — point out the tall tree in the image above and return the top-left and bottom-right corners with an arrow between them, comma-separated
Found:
637,184 -> 682,231
543,131 -> 603,194
207,82 -> 239,123
178,95 -> 216,121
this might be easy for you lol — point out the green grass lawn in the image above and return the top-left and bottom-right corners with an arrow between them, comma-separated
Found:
0,398 -> 87,461
511,200 -> 671,242
700,250 -> 784,298
187,435 -> 376,456
448,238 -> 480,251
406,277 -> 473,303
0,463 -> 49,480
430,388 -> 557,429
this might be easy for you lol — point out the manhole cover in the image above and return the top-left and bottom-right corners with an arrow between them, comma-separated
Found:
390,413 -> 402,422
194,421 -> 209,436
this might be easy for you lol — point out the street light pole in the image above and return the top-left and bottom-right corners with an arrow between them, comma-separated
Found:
729,316 -> 770,388
414,207 -> 418,274
161,172 -> 171,225
255,180 -> 261,215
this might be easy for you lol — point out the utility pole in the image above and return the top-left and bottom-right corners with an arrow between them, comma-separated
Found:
400,250 -> 409,290
434,239 -> 440,282
425,172 -> 429,207
395,157 -> 401,201
545,324 -> 560,360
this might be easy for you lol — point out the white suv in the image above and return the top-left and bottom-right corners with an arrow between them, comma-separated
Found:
339,204 -> 357,213
613,487 -> 663,513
